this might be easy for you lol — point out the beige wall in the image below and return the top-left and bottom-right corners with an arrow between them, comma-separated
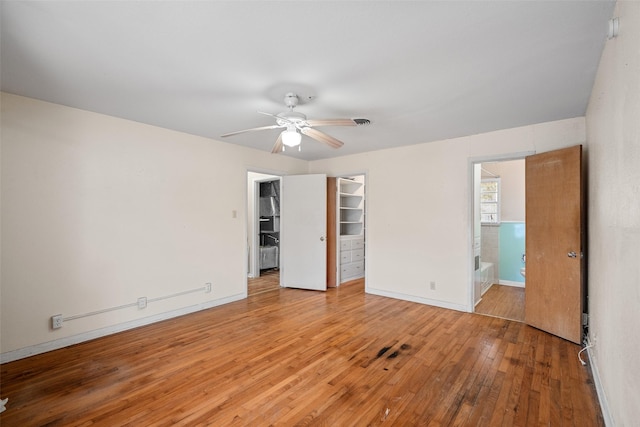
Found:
1,93 -> 308,356
482,159 -> 525,222
310,117 -> 585,310
586,2 -> 640,425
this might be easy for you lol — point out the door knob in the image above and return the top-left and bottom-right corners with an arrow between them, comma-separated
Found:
567,251 -> 577,258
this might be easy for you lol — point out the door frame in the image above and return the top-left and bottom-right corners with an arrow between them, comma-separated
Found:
467,151 -> 534,312
246,168 -> 285,290
251,176 -> 281,279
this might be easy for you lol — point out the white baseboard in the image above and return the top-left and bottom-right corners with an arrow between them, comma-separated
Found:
586,336 -> 614,426
499,280 -> 525,288
0,293 -> 246,364
365,287 -> 469,313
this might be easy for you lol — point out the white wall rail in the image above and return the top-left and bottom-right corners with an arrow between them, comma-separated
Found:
51,283 -> 212,329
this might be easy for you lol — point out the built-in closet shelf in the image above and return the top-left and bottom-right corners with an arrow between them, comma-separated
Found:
340,224 -> 363,236
337,176 -> 365,283
340,209 -> 363,223
340,196 -> 362,209
339,180 -> 363,192
337,177 -> 365,237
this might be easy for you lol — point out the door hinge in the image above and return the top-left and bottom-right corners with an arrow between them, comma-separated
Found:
582,313 -> 589,326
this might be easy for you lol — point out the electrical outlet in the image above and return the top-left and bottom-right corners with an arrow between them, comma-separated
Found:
137,297 -> 147,309
205,283 -> 212,293
52,314 -> 63,329
430,281 -> 436,291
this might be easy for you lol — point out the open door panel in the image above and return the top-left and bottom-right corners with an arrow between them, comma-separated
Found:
525,145 -> 584,344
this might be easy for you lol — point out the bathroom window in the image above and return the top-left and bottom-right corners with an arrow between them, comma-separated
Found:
480,178 -> 500,224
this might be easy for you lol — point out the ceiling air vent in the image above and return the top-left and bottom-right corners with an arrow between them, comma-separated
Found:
354,118 -> 371,126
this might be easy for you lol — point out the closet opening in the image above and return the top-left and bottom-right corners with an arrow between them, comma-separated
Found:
247,172 -> 281,296
329,174 -> 366,287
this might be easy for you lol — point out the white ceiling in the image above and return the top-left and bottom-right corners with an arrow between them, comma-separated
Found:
1,1 -> 615,161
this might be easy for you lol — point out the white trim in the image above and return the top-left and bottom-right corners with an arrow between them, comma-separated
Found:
366,287 -> 469,313
468,162 -> 479,312
0,293 -> 245,364
586,336 -> 614,427
245,166 -> 288,293
498,280 -> 525,288
468,151 -> 536,165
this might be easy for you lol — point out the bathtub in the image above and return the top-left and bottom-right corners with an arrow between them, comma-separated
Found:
480,262 -> 494,295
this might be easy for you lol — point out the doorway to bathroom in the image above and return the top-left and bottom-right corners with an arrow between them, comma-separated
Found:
472,158 -> 527,322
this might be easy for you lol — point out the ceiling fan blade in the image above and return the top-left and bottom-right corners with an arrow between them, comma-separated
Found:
300,127 -> 344,149
271,133 -> 284,154
221,124 -> 283,138
305,119 -> 357,127
257,111 -> 295,125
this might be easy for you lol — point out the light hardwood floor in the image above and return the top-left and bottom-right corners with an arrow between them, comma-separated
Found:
475,284 -> 525,322
248,268 -> 280,296
0,280 -> 602,426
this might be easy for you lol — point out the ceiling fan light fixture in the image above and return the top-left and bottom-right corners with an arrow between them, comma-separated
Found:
222,91 -> 363,154
282,129 -> 301,147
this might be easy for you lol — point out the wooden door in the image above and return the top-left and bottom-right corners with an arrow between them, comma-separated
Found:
525,145 -> 584,344
280,174 -> 327,291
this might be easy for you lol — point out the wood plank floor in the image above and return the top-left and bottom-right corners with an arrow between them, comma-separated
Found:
475,284 -> 525,322
248,268 -> 280,296
0,280 -> 602,426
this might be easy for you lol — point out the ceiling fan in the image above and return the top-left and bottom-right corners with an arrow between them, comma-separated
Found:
221,93 -> 370,153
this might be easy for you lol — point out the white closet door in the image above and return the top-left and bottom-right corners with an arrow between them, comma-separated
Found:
280,174 -> 327,291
